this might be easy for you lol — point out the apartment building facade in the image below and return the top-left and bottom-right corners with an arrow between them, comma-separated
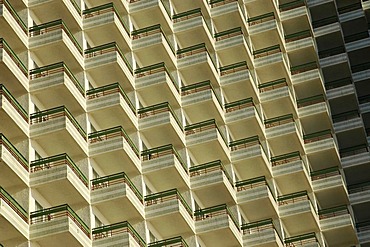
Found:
1,0 -> 370,246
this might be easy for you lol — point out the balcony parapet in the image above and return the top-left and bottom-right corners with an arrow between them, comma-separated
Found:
259,78 -> 287,93
248,12 -> 275,27
318,205 -> 349,220
277,190 -> 313,208
138,102 -> 182,130
284,232 -> 321,246
177,43 -> 217,70
310,166 -> 340,181
264,114 -> 294,129
325,77 -> 352,90
185,119 -> 227,145
290,62 -> 318,75
279,0 -> 305,12
0,0 -> 28,34
0,38 -> 28,77
253,44 -> 281,59
194,204 -> 239,230
285,30 -> 312,43
172,8 -> 213,35
0,84 -> 28,122
189,160 -> 233,186
181,80 -> 222,107
148,236 -> 189,247
0,133 -> 28,171
0,186 -> 28,223
236,176 -> 274,197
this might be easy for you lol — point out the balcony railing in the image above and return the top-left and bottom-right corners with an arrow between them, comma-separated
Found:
0,84 -> 28,121
235,176 -> 274,197
0,38 -> 28,76
209,0 -> 237,8
344,31 -> 369,43
185,119 -> 227,144
279,0 -> 305,11
86,82 -> 136,114
324,77 -> 352,90
91,172 -> 143,202
177,43 -> 217,69
351,62 -> 370,73
285,232 -> 320,246
359,94 -> 370,104
332,110 -> 360,123
318,205 -> 349,220
214,27 -> 243,41
138,102 -> 182,130
194,204 -> 239,229
258,78 -> 287,93
338,2 -> 362,14
241,218 -> 277,235
92,221 -> 145,246
85,42 -> 133,74
135,62 -> 178,92
253,44 -> 281,59
30,153 -> 88,187
30,106 -> 87,140
29,19 -> 83,55
132,24 -> 174,54
339,144 -> 369,158
83,3 -> 130,35
30,204 -> 90,237
144,188 -> 192,216
290,61 -> 318,75
277,191 -> 311,206
181,80 -> 222,106
296,94 -> 325,108
148,236 -> 189,247
0,134 -> 28,170
0,186 -> 28,222
264,114 -> 294,129
229,135 -> 260,151
285,30 -> 311,43
88,126 -> 139,158
219,61 -> 248,76
318,46 -> 345,59
189,160 -> 233,186
141,144 -> 187,173
303,129 -> 332,144
248,12 -> 275,26
356,220 -> 370,233
172,8 -> 212,34
29,62 -> 85,96
310,166 -> 340,181
271,151 -> 301,167
312,15 -> 338,28
225,97 -> 254,113
1,0 -> 28,33
348,180 -> 370,194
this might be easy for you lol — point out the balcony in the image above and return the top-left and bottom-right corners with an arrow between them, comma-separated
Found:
0,38 -> 28,93
351,61 -> 370,74
129,0 -> 172,32
356,221 -> 370,245
83,3 -> 130,52
177,43 -> 219,87
332,110 -> 363,133
242,219 -> 283,247
219,61 -> 258,101
132,24 -> 176,69
340,144 -> 370,168
88,126 -> 140,176
0,187 -> 28,246
148,236 -> 189,247
285,30 -> 315,52
135,62 -> 180,108
29,62 -> 85,114
253,45 -> 288,72
279,0 -> 307,20
30,153 -> 89,206
290,62 -> 321,85
284,232 -> 321,247
278,191 -> 319,235
230,136 -> 271,179
209,0 -> 247,29
215,27 -> 253,65
28,0 -> 81,31
272,151 -> 311,194
318,205 -> 358,246
84,42 -> 134,91
185,119 -> 229,164
348,181 -> 370,205
324,77 -> 352,91
225,97 -> 264,139
297,95 -> 331,132
0,0 -> 28,49
0,134 -> 29,187
181,80 -> 224,124
141,144 -> 189,191
29,20 -> 83,71
338,2 -> 362,15
264,114 -> 304,154
195,204 -> 242,247
359,94 -> 370,114
92,221 -> 145,247
311,167 -> 348,207
189,160 -> 235,207
312,15 -> 339,31
303,130 -> 340,168
138,102 -> 184,148
86,83 -> 137,132
173,8 -> 213,49
145,189 -> 194,238
259,78 -> 296,117
91,172 -> 144,223
318,46 -> 347,67
30,204 -> 90,247
236,176 -> 278,221
0,85 -> 28,139
30,106 -> 87,158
